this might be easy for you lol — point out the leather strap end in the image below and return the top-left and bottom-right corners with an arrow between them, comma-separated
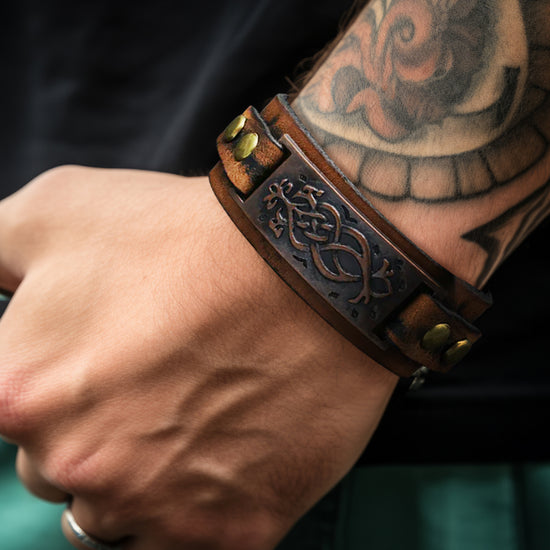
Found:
209,95 -> 492,377
385,293 -> 482,373
216,107 -> 283,195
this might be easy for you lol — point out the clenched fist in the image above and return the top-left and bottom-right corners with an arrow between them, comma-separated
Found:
0,167 -> 395,550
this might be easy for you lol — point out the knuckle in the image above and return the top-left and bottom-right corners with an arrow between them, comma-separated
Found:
0,165 -> 95,259
45,451 -> 107,496
12,165 -> 84,209
79,508 -> 124,537
30,164 -> 86,188
0,166 -> 77,239
23,165 -> 87,209
0,370 -> 35,440
6,164 -> 88,212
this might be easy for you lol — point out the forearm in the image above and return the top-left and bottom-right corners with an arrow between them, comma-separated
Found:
293,0 -> 550,288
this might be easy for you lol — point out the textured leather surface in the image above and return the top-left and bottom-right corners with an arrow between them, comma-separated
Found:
217,107 -> 284,195
210,95 -> 492,376
385,293 -> 482,372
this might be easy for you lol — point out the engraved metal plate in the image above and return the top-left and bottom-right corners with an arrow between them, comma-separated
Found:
231,135 -> 439,349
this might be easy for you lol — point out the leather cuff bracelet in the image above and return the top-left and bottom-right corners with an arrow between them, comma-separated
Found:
209,95 -> 492,377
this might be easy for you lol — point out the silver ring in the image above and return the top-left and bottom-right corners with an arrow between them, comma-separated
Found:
63,508 -> 120,550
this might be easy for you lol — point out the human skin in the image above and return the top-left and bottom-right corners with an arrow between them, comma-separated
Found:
294,0 -> 550,288
0,170 -> 397,549
1,0 -> 550,549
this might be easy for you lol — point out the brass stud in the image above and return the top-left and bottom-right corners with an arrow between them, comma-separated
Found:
234,132 -> 259,161
421,323 -> 451,352
443,339 -> 472,366
223,115 -> 247,142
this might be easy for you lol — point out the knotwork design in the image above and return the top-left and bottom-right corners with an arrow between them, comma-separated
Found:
263,178 -> 394,304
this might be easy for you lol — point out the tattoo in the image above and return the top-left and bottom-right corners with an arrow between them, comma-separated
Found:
294,0 -> 550,282
462,178 -> 550,287
327,0 -> 494,143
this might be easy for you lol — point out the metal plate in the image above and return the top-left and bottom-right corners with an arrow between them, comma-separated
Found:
235,136 -> 437,348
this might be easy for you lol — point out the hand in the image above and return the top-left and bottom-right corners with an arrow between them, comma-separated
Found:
0,167 -> 396,550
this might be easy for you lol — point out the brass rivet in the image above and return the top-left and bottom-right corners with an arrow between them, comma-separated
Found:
443,339 -> 472,366
234,132 -> 258,161
421,323 -> 451,352
223,115 -> 247,142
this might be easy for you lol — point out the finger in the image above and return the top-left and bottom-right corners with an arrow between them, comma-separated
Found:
0,268 -> 87,445
62,500 -> 130,550
62,507 -> 125,550
0,195 -> 27,293
16,448 -> 69,502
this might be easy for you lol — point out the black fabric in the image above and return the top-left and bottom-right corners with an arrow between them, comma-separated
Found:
1,0 -> 549,462
2,0 -> 351,190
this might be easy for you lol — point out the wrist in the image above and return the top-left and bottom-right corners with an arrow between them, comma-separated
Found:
203,175 -> 397,382
209,97 -> 490,377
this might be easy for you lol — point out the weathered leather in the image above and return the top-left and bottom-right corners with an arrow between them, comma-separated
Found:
385,293 -> 482,370
216,106 -> 284,195
209,95 -> 492,377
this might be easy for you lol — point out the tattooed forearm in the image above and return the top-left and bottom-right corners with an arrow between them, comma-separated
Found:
463,178 -> 550,286
293,0 -> 550,286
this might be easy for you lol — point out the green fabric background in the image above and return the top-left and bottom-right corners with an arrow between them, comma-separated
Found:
1,439 -> 549,549
280,464 -> 550,550
0,441 -> 72,549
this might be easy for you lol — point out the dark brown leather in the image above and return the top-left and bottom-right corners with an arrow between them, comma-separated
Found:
209,95 -> 492,377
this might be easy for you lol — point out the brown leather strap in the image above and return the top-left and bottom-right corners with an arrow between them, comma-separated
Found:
209,95 -> 491,377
